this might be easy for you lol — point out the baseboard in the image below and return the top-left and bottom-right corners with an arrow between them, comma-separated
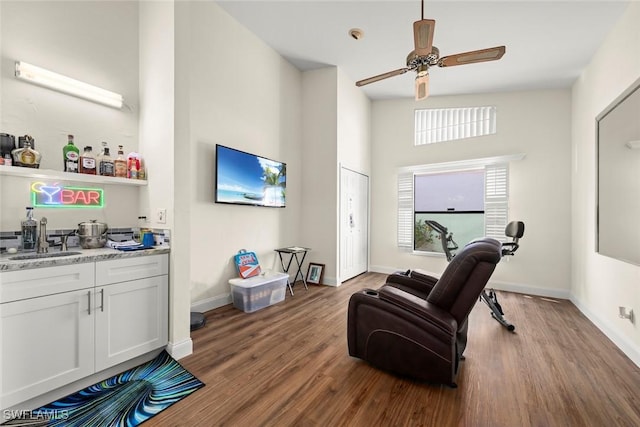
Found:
191,293 -> 231,313
166,338 -> 193,360
370,265 -> 407,275
370,265 -> 570,299
485,279 -> 571,299
320,275 -> 338,287
570,295 -> 640,368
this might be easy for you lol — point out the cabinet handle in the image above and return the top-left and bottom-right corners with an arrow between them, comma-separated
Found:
87,290 -> 91,315
100,289 -> 104,312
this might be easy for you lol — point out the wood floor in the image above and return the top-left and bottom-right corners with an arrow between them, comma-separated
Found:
148,273 -> 640,427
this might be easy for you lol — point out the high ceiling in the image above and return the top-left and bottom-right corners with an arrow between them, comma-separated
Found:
217,0 -> 629,100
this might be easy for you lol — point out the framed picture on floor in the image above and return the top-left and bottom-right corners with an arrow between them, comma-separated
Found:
306,263 -> 325,285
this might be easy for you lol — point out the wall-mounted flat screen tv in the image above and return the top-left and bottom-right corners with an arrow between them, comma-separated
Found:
215,144 -> 286,208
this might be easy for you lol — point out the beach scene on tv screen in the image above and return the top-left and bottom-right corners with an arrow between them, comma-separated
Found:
216,146 -> 286,207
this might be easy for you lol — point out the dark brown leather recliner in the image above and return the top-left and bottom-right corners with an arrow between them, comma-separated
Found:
347,238 -> 502,386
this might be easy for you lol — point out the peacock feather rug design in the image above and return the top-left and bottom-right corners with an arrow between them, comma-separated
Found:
3,350 -> 204,426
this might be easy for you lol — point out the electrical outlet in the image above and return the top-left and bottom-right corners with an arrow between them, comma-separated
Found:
619,306 -> 635,324
157,208 -> 167,224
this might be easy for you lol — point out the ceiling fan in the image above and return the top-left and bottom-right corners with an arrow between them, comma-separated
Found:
356,0 -> 506,100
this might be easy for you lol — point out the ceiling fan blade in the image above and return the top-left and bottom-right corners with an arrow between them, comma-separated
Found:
415,74 -> 429,101
438,46 -> 506,67
356,68 -> 411,87
413,19 -> 436,57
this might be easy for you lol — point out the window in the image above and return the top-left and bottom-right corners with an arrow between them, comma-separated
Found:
414,169 -> 485,252
397,155 -> 522,253
415,106 -> 497,145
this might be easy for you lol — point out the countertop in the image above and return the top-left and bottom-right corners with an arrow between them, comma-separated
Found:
0,246 -> 170,272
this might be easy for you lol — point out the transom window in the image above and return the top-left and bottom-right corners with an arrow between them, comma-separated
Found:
415,106 -> 497,145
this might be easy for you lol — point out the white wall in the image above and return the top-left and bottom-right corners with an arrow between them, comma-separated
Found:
370,90 -> 572,297
301,68 -> 339,284
0,1 -> 140,230
179,2 -> 303,308
571,2 -> 640,366
138,1 -> 190,358
299,67 -> 372,285
139,1 -> 174,231
337,68 -> 371,177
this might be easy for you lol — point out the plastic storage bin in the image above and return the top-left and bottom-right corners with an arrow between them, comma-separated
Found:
229,271 -> 288,313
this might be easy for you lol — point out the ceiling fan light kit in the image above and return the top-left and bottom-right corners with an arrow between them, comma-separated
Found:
356,0 -> 506,100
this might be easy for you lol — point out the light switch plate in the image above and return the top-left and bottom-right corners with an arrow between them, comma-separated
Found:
157,208 -> 167,224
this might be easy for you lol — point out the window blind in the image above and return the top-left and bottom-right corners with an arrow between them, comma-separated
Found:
484,163 -> 509,241
397,172 -> 414,249
415,106 -> 497,145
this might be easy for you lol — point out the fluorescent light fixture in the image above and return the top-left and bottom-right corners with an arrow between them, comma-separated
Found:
15,61 -> 123,109
625,140 -> 640,150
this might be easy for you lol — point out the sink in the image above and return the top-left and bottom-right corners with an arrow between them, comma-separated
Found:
9,251 -> 82,261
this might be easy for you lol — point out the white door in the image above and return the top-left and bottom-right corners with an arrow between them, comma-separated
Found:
1,289 -> 94,409
340,167 -> 369,282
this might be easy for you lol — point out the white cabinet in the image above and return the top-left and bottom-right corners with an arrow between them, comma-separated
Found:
0,253 -> 168,411
0,264 -> 95,410
94,255 -> 168,371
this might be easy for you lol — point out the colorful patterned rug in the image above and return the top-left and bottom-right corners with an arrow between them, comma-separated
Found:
3,350 -> 204,426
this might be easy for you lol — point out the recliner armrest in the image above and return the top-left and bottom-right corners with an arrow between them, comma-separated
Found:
378,285 -> 456,336
410,269 -> 438,285
385,274 -> 436,298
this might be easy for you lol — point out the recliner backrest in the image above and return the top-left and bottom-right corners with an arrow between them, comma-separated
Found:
427,238 -> 501,325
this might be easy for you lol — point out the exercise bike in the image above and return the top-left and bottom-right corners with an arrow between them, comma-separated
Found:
425,220 -> 524,332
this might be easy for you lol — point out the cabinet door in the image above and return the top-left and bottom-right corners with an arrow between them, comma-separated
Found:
1,290 -> 94,409
94,275 -> 168,372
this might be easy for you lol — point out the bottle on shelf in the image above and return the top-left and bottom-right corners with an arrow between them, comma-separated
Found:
127,151 -> 140,179
114,145 -> 127,178
12,137 -> 41,168
79,146 -> 97,175
3,153 -> 12,166
99,146 -> 115,177
96,141 -> 107,171
63,134 -> 79,173
138,156 -> 146,180
21,207 -> 37,252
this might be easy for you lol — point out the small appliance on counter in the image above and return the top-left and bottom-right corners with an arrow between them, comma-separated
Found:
77,220 -> 108,249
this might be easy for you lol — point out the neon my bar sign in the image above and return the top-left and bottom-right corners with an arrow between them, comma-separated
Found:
31,182 -> 104,208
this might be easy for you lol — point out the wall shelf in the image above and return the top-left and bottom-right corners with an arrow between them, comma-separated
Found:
0,165 -> 147,186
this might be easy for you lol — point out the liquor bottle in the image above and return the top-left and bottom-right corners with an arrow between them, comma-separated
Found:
21,207 -> 37,252
99,147 -> 115,176
96,141 -> 107,171
79,146 -> 97,174
12,139 -> 41,168
138,156 -> 146,180
114,145 -> 127,178
63,134 -> 79,172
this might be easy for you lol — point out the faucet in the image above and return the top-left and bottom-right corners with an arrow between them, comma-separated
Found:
37,217 -> 49,254
47,234 -> 69,252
